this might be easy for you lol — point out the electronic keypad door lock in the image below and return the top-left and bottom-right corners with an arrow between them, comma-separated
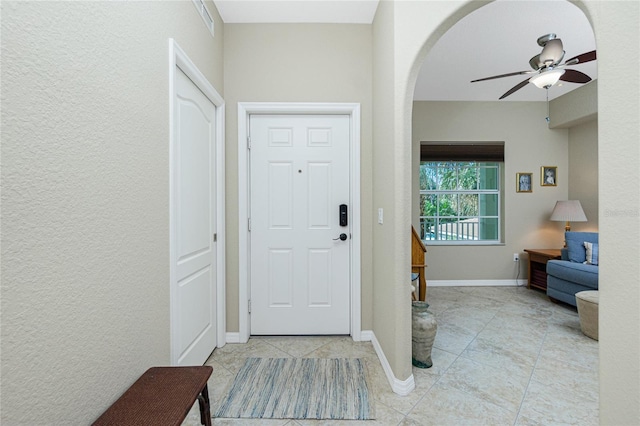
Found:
339,204 -> 348,227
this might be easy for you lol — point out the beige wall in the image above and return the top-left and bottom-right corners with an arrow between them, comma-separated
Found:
588,1 -> 640,422
549,78 -> 598,232
412,101 -> 569,280
368,0 -> 490,384
371,0 -> 414,381
0,1 -> 224,423
549,79 -> 597,128
568,119 -> 598,232
222,24 -> 373,332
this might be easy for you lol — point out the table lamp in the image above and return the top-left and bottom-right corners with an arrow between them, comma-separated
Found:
550,200 -> 587,232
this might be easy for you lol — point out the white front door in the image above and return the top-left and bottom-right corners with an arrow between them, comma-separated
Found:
249,114 -> 351,334
170,66 -> 217,365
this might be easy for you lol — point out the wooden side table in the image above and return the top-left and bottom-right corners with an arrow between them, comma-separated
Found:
523,249 -> 562,291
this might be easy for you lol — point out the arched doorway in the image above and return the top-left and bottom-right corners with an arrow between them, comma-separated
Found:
388,0 -> 639,423
409,2 -> 597,279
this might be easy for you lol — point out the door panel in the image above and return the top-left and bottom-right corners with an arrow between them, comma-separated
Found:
268,249 -> 294,306
268,162 -> 294,229
308,248 -> 331,306
250,115 -> 350,335
172,67 -> 216,365
307,163 -> 331,228
178,267 -> 212,351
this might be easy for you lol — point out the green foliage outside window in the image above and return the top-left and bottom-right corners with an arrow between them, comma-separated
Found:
419,162 -> 500,242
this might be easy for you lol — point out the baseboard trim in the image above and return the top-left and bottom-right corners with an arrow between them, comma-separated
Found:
429,279 -> 527,287
365,330 -> 415,396
359,330 -> 374,341
224,332 -> 243,344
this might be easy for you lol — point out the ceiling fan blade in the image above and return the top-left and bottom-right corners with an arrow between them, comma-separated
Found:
499,79 -> 530,100
471,71 -> 533,83
565,50 -> 597,65
539,38 -> 565,65
560,69 -> 592,84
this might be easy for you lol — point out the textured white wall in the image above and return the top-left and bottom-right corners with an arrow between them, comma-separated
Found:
1,1 -> 223,423
589,1 -> 640,423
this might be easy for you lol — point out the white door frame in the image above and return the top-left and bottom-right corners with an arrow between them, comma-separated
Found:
169,39 -> 226,364
238,102 -> 361,342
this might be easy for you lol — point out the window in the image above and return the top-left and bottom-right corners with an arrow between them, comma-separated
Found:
419,143 -> 503,244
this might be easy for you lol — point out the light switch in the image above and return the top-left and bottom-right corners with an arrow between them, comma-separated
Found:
378,208 -> 383,224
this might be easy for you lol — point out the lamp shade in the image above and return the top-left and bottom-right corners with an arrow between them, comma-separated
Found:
550,200 -> 587,222
529,69 -> 566,88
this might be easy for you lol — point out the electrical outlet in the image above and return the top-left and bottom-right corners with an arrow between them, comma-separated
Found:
513,253 -> 520,262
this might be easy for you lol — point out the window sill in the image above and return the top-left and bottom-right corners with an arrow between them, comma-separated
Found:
423,241 -> 505,246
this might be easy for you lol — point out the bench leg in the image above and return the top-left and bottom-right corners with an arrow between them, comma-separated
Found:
197,384 -> 212,426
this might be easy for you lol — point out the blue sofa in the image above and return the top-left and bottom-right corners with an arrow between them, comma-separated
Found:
546,232 -> 599,306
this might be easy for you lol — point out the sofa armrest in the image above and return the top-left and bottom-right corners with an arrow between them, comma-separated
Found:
561,248 -> 569,261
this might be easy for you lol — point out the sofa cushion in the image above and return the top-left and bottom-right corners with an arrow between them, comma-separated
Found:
547,277 -> 591,306
547,260 -> 599,289
565,232 -> 599,263
584,242 -> 599,265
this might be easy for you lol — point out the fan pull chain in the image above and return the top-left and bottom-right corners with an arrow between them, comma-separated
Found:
545,88 -> 551,123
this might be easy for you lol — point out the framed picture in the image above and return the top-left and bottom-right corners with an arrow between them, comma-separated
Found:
516,173 -> 533,193
541,166 -> 557,186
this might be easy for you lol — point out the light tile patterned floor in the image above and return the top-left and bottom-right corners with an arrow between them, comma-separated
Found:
183,286 -> 598,425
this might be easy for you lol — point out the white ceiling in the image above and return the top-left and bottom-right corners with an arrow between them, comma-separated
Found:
213,0 -> 597,102
214,0 -> 379,24
415,0 -> 596,101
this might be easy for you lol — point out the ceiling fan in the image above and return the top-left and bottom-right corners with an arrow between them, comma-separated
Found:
471,34 -> 597,100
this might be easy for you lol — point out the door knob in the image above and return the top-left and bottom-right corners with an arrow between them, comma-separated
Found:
333,233 -> 348,241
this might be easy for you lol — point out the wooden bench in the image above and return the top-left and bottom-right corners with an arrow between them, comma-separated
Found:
92,366 -> 213,426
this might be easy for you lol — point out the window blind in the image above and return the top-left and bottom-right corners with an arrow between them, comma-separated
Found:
420,143 -> 504,162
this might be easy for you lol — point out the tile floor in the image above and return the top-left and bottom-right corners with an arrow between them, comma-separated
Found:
183,286 -> 598,425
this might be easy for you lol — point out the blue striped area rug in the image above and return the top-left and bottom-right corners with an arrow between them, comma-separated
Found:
214,358 -> 375,420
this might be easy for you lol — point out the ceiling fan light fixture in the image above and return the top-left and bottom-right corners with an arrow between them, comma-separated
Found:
529,69 -> 566,89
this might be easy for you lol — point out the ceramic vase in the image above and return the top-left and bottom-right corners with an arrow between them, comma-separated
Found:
411,301 -> 437,368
